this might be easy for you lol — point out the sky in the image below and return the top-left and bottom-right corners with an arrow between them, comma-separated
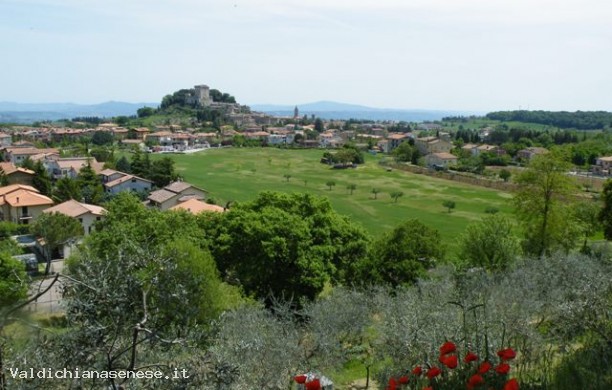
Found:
1,0 -> 611,112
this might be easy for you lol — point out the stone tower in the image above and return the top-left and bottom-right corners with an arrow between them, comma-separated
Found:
194,85 -> 211,107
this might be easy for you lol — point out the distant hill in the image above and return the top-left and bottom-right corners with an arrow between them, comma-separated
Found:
0,101 -> 158,123
251,101 -> 479,122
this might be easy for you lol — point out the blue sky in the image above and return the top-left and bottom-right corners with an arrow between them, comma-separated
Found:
1,0 -> 611,111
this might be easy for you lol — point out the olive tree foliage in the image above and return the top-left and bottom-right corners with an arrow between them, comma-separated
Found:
206,304 -> 303,390
457,215 -> 521,270
371,253 -> 612,386
0,252 -> 28,308
514,154 -> 578,256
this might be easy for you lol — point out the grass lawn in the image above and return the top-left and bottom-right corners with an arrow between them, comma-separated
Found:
164,148 -> 514,257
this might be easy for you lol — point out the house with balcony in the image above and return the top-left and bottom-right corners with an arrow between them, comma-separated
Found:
0,184 -> 54,225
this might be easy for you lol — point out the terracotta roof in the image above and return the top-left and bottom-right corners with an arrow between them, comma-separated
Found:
0,184 -> 38,196
4,147 -> 59,156
148,189 -> 177,204
170,199 -> 224,214
164,181 -> 194,193
0,162 -> 34,175
99,168 -> 120,176
105,174 -> 151,188
0,188 -> 53,207
387,133 -> 409,140
598,156 -> 612,162
56,158 -> 105,174
43,199 -> 106,218
431,152 -> 457,160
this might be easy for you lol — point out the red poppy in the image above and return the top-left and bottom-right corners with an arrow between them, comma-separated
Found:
387,377 -> 397,390
439,341 -> 457,355
305,379 -> 321,390
423,387 -> 433,390
497,348 -> 517,361
412,366 -> 423,376
426,366 -> 442,379
399,375 -> 409,384
467,374 -> 485,387
440,354 -> 458,369
464,351 -> 479,363
495,363 -> 511,375
504,378 -> 519,390
294,375 -> 307,384
477,361 -> 492,374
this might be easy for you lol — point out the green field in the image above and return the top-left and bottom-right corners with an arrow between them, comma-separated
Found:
166,148 -> 514,256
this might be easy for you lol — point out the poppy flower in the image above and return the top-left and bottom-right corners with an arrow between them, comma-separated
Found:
497,348 -> 517,361
439,341 -> 457,355
412,366 -> 423,376
495,363 -> 511,375
423,387 -> 433,390
399,376 -> 409,384
467,374 -> 485,388
477,361 -> 492,374
504,378 -> 520,390
440,354 -> 458,369
305,379 -> 321,390
426,366 -> 442,379
464,351 -> 478,363
387,377 -> 397,390
294,375 -> 307,384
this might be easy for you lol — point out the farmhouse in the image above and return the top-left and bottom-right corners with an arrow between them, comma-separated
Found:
425,152 -> 458,168
592,156 -> 612,176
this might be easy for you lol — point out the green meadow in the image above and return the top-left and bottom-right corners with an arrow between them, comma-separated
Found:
165,148 -> 514,256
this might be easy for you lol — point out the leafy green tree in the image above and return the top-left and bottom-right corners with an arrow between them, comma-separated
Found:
458,215 -> 521,270
326,180 -> 336,191
314,118 -> 325,132
31,212 -> 83,275
52,177 -> 82,203
283,174 -> 291,182
499,168 -> 512,182
19,157 -> 34,170
356,219 -> 444,286
91,130 -> 114,145
31,160 -> 52,196
599,179 -> 612,241
443,200 -> 456,213
0,252 -> 28,307
137,106 -> 155,118
392,142 -> 413,162
390,191 -> 404,203
514,154 -> 576,256
115,155 -> 131,173
371,188 -> 380,199
347,183 -> 357,195
77,162 -> 105,205
149,157 -> 178,188
130,149 -> 151,178
574,199 -> 602,254
202,192 -> 370,304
